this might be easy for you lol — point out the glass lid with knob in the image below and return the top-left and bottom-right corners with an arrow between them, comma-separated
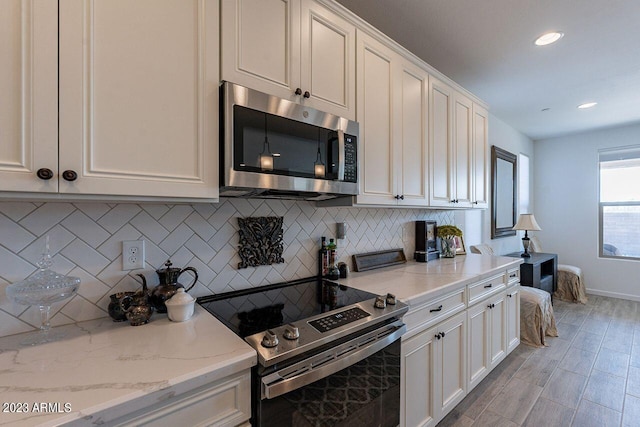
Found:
6,236 -> 81,345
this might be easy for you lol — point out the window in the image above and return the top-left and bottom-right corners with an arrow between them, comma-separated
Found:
599,146 -> 640,259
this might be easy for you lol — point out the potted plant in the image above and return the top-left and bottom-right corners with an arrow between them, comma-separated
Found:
437,225 -> 462,258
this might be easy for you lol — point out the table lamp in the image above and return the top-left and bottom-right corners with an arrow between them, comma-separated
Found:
512,214 -> 541,257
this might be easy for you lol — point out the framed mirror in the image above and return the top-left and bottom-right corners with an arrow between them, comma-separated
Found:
491,146 -> 517,238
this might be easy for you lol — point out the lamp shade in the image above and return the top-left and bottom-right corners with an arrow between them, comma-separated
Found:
513,214 -> 542,231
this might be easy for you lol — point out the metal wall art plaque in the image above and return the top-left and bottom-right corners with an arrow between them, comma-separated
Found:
237,216 -> 285,269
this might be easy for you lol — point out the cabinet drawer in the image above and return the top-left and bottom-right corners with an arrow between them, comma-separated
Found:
112,371 -> 251,427
507,268 -> 520,286
468,274 -> 506,306
404,288 -> 466,335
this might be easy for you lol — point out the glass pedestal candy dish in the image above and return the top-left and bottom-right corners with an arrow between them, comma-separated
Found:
6,241 -> 80,346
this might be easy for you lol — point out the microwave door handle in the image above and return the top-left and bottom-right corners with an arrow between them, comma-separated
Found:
337,129 -> 345,181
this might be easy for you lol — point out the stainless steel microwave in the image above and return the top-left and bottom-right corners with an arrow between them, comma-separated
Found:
220,82 -> 359,200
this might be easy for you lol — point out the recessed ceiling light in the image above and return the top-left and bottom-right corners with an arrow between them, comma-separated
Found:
534,31 -> 564,46
577,102 -> 597,109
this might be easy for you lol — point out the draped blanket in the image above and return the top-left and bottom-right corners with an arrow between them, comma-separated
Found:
555,265 -> 588,304
520,287 -> 558,347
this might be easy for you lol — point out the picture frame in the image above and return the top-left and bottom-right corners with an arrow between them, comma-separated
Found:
454,235 -> 466,255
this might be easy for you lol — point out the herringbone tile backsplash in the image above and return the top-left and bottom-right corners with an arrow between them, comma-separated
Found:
0,200 -> 453,338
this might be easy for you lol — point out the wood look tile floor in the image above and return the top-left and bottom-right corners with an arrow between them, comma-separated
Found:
437,294 -> 640,427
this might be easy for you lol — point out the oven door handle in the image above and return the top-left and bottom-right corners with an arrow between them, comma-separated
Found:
261,322 -> 405,400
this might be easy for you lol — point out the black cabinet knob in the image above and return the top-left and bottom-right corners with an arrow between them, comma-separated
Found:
473,201 -> 478,205
441,331 -> 446,337
62,170 -> 78,181
399,195 -> 404,200
295,88 -> 302,95
303,91 -> 310,98
36,168 -> 54,180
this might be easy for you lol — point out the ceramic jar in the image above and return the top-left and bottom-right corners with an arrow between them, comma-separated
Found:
165,288 -> 195,322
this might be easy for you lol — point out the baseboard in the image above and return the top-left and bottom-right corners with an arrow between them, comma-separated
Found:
586,288 -> 640,302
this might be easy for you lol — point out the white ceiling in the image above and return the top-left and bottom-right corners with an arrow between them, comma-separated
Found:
336,0 -> 640,140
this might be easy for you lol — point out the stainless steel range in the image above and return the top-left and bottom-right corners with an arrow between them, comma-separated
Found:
198,277 -> 408,427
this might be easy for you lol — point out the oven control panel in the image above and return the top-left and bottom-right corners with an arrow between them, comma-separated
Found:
308,307 -> 370,333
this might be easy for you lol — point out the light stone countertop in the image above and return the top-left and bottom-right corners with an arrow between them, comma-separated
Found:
335,254 -> 523,307
0,305 -> 256,427
0,254 -> 520,426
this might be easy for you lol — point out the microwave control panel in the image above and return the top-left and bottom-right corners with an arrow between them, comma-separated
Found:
344,136 -> 357,183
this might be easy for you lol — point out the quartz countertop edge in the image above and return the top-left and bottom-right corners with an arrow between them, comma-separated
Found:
335,254 -> 523,307
0,305 -> 257,427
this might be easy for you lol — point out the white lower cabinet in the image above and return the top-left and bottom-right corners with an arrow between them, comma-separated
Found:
110,370 -> 251,427
506,284 -> 521,353
467,291 -> 507,390
401,270 -> 520,426
402,311 -> 467,427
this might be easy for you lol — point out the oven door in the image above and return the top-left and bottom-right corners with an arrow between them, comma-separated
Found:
254,320 -> 404,427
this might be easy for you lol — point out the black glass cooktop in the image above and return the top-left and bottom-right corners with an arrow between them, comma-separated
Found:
197,278 -> 377,338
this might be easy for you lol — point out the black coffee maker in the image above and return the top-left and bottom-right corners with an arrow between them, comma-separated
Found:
415,220 -> 440,262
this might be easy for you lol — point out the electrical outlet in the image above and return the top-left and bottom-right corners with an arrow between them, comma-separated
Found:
122,240 -> 145,270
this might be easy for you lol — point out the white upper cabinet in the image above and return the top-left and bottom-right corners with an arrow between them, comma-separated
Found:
453,93 -> 473,208
221,0 -> 356,120
355,32 -> 395,205
429,78 -> 484,209
429,78 -> 454,207
397,60 -> 429,206
355,30 -> 428,206
472,103 -> 489,208
59,0 -> 219,199
0,0 -> 58,193
1,0 -> 219,200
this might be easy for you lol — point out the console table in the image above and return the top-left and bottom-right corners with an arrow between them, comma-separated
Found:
505,252 -> 558,299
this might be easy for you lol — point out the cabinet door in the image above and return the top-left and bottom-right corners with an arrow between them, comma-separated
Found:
506,286 -> 521,353
437,311 -> 467,418
397,59 -> 429,206
0,0 -> 58,193
354,31 -> 396,205
59,0 -> 219,199
221,0 -> 300,102
428,78 -> 453,207
453,93 -> 473,207
489,293 -> 507,368
467,300 -> 490,390
472,103 -> 489,208
300,0 -> 355,120
402,326 -> 438,427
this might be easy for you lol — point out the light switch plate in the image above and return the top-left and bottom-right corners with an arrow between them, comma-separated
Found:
122,240 -> 145,270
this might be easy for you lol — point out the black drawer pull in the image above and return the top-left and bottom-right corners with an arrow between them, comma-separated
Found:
508,293 -> 513,298
435,333 -> 441,340
430,305 -> 443,313
510,273 -> 517,278
484,284 -> 493,288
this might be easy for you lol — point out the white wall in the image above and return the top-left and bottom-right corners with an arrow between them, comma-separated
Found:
534,122 -> 640,300
464,113 -> 535,255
